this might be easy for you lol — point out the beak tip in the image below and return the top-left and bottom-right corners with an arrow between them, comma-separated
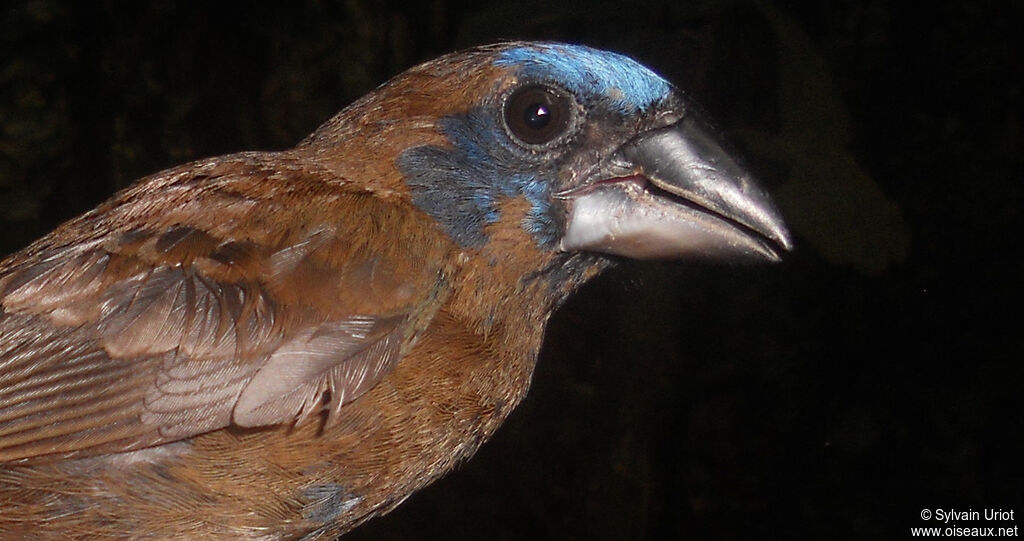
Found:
772,225 -> 795,254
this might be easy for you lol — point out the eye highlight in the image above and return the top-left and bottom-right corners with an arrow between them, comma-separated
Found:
503,84 -> 574,147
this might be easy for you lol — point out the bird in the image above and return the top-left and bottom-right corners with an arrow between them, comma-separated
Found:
0,42 -> 791,539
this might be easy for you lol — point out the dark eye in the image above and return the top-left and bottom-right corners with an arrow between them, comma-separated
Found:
503,84 -> 573,146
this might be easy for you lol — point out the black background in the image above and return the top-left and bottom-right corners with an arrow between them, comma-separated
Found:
2,1 -> 1021,539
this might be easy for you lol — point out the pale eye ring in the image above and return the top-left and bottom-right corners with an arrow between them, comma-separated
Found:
503,84 -> 573,146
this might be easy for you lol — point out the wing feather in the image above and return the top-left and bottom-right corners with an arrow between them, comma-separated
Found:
0,157 -> 449,462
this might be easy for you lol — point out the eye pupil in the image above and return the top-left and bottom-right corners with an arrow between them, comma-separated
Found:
525,103 -> 551,129
504,85 -> 573,146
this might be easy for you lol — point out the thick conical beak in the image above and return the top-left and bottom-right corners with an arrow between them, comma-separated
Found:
559,114 -> 792,261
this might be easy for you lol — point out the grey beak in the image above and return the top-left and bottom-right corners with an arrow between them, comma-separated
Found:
559,114 -> 792,261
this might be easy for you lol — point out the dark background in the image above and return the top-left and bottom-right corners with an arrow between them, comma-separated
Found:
2,1 -> 1021,539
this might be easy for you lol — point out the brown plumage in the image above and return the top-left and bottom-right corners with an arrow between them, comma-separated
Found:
0,42 -> 790,539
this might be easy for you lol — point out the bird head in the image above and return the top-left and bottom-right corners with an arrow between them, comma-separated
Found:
302,42 -> 791,265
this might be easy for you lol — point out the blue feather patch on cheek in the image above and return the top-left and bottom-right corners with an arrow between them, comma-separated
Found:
398,111 -> 560,249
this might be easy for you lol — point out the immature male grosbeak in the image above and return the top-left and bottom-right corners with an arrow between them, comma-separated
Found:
0,42 -> 790,539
